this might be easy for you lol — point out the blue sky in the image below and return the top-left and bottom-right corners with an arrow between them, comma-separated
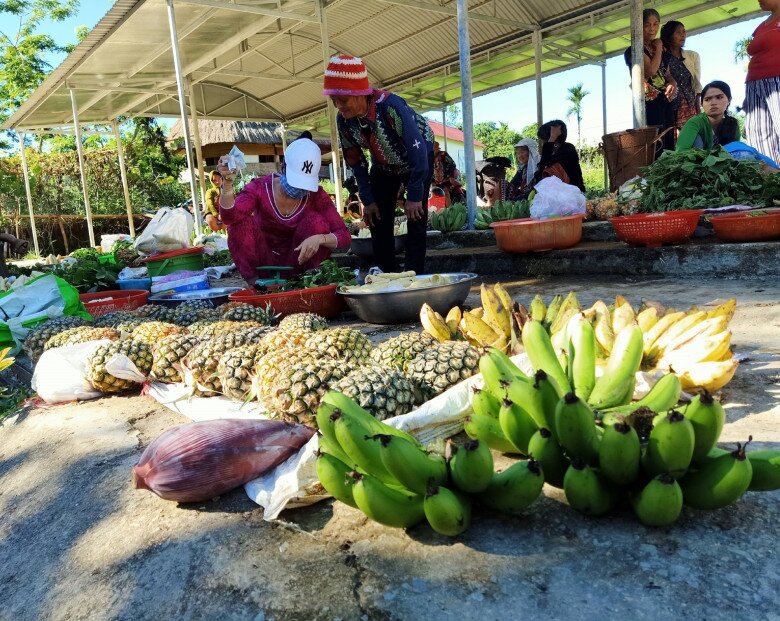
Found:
1,3 -> 759,145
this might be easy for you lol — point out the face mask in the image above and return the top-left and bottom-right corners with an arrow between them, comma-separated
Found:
280,174 -> 308,199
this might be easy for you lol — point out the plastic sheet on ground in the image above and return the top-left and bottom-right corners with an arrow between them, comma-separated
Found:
32,340 -> 111,403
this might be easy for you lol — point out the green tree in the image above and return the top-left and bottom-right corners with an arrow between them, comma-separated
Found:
519,122 -> 539,140
734,37 -> 751,63
446,104 -> 462,130
473,121 -> 522,159
566,82 -> 589,147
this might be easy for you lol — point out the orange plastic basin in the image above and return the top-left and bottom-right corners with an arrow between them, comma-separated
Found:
490,215 -> 583,253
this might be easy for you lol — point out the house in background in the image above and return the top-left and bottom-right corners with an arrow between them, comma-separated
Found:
427,121 -> 485,173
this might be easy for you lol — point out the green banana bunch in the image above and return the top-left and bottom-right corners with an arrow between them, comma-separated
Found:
680,440 -> 753,509
351,472 -> 425,528
555,392 -> 600,465
499,398 -> 538,454
529,295 -> 547,323
478,349 -> 547,427
333,412 -> 399,485
544,295 -> 563,331
599,373 -> 681,420
464,413 -> 519,454
549,291 -> 581,336
522,319 -> 572,395
533,370 -> 562,436
376,434 -> 448,494
598,421 -> 640,486
449,439 -> 494,493
747,449 -> 780,491
527,428 -> 568,488
424,485 -> 471,536
430,210 -> 442,232
474,209 -> 494,230
317,432 -> 353,468
642,411 -> 695,479
568,317 -> 596,402
631,474 -> 683,526
563,462 -> 618,516
316,452 -> 358,508
683,391 -> 726,462
471,386 -> 501,419
587,325 -> 643,410
478,459 -> 545,515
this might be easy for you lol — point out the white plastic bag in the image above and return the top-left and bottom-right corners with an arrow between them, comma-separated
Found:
134,207 -> 194,255
32,340 -> 111,403
530,176 -> 586,219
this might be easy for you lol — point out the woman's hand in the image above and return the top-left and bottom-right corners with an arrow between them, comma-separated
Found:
548,124 -> 562,143
216,156 -> 237,188
295,234 -> 324,265
405,200 -> 424,221
651,38 -> 663,55
665,74 -> 678,100
362,202 -> 381,227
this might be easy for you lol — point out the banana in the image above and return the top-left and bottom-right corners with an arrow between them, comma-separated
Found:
499,398 -> 538,454
554,392 -> 600,465
333,412 -> 398,485
590,300 -> 614,356
460,312 -> 499,346
481,284 -> 511,338
648,310 -> 708,360
478,459 -> 545,515
544,295 -> 563,330
316,452 -> 358,508
611,301 -> 636,335
449,439 -> 494,493
658,316 -> 730,357
587,325 -> 643,410
527,428 -> 568,488
678,359 -> 738,392
522,320 -> 571,395
471,386 -> 501,418
464,413 -> 519,454
657,329 -> 731,370
529,294 -> 547,322
351,472 -> 425,528
631,474 -> 683,526
568,317 -> 597,402
680,440 -> 753,509
642,311 -> 685,357
706,298 -> 736,321
563,462 -> 617,516
478,349 -> 548,426
747,450 -> 780,491
599,373 -> 682,417
598,421 -> 640,486
642,410 -> 695,478
445,306 -> 462,335
549,291 -> 581,335
533,370 -> 563,435
493,283 -> 514,314
317,431 -> 353,467
376,434 -> 447,495
421,303 -> 453,342
684,391 -> 726,463
423,485 -> 471,536
636,306 -> 659,333
468,307 -> 485,319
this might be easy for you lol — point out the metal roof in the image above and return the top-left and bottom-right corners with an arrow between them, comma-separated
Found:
3,0 -> 761,133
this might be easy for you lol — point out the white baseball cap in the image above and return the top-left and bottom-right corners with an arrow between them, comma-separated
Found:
284,138 -> 321,192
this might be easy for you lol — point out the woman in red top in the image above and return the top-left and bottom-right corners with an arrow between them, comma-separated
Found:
217,136 -> 350,286
744,0 -> 780,164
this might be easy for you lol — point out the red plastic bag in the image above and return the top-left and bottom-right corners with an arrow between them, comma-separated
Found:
132,419 -> 315,502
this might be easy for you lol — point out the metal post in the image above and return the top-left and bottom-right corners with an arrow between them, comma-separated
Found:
111,120 -> 136,237
601,61 -> 609,191
16,132 -> 40,257
188,78 -> 208,222
534,28 -> 543,129
166,0 -> 202,236
69,89 -> 96,248
441,107 -> 448,152
318,0 -> 344,213
630,0 -> 646,128
280,122 -> 287,151
456,0 -> 477,229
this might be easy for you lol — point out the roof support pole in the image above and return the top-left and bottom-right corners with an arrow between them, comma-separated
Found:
441,108 -> 448,152
601,61 -> 608,191
187,78 -> 208,222
16,132 -> 40,257
280,123 -> 287,151
534,28 -> 543,129
111,120 -> 136,237
69,89 -> 96,248
629,0 -> 646,128
456,0 -> 477,229
318,0 -> 344,214
166,0 -> 202,236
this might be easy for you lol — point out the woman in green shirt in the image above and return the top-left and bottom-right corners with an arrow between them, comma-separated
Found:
204,170 -> 225,231
676,80 -> 739,151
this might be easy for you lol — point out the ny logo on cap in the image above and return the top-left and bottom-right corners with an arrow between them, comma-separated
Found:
302,160 -> 314,174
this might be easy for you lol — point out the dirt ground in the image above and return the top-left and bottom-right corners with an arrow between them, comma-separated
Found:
1,276 -> 778,621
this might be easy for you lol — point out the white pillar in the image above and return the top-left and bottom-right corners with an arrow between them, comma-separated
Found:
111,120 -> 136,237
441,107 -> 448,152
534,29 -> 543,129
318,0 -> 344,213
630,0 -> 646,128
456,0 -> 477,229
16,132 -> 40,257
280,122 -> 287,151
188,78 -> 208,218
601,61 -> 609,191
166,0 -> 202,236
69,89 -> 96,248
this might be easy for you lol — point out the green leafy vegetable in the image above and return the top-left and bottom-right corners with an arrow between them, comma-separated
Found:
277,259 -> 355,292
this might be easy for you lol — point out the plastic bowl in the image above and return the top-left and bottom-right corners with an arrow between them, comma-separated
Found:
79,289 -> 149,318
709,210 -> 780,243
609,210 -> 703,247
490,215 -> 583,253
228,283 -> 345,319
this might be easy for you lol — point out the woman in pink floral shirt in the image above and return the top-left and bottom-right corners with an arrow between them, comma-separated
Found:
217,137 -> 350,286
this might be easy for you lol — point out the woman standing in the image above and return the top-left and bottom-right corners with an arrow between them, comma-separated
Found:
744,0 -> 780,165
676,81 -> 740,151
660,20 -> 701,130
507,138 -> 540,200
624,9 -> 678,152
203,170 -> 226,232
323,54 -> 433,274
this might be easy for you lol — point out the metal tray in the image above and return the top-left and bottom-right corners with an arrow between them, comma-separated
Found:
337,272 -> 478,325
147,287 -> 242,308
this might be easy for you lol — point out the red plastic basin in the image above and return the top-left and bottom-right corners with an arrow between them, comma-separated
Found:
228,283 -> 345,319
709,210 -> 780,242
79,289 -> 149,318
609,210 -> 703,247
490,215 -> 583,253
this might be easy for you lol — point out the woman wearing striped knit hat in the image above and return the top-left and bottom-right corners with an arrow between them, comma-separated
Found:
324,54 -> 434,274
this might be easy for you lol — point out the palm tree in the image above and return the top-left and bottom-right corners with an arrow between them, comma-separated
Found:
566,83 -> 589,147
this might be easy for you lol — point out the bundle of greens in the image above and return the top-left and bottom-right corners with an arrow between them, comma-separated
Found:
203,249 -> 233,267
278,259 -> 355,291
638,149 -> 766,213
51,257 -> 121,293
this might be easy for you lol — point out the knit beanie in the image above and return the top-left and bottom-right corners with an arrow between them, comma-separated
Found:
322,54 -> 372,96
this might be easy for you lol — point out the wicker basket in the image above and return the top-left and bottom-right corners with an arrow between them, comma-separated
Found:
609,210 -> 703,247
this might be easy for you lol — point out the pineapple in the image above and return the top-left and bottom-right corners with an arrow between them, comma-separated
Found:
44,326 -> 119,351
178,300 -> 216,312
333,365 -> 420,421
136,304 -> 180,323
259,328 -> 312,351
278,313 -> 328,333
218,301 -> 252,314
132,321 -> 185,345
405,341 -> 481,398
181,332 -> 255,395
115,317 -> 152,334
236,325 -> 275,343
23,316 -> 88,362
150,334 -> 201,383
265,359 -> 348,425
251,349 -> 324,402
86,340 -> 153,393
94,311 -> 140,328
217,344 -> 269,400
303,328 -> 372,365
222,302 -> 280,325
371,332 -> 437,371
189,320 -> 256,338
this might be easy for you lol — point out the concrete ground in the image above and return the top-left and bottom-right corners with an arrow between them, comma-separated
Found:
0,275 -> 778,621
